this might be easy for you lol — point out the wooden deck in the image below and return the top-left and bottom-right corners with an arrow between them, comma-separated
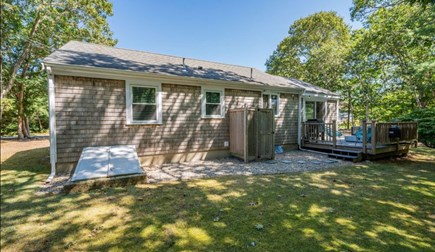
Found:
301,120 -> 418,161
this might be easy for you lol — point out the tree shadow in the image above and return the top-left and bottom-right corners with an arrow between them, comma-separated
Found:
1,149 -> 434,251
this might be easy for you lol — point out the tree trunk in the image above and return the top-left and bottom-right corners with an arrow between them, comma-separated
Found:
365,103 -> 369,121
16,82 -> 32,139
347,89 -> 351,129
1,12 -> 41,100
16,84 -> 25,140
24,116 -> 31,138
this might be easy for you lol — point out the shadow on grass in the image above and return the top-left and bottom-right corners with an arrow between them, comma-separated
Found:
1,148 -> 434,251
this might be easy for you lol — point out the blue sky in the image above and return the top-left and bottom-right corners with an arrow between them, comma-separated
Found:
108,0 -> 360,71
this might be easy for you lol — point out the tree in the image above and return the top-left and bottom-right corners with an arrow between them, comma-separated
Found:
351,0 -> 434,21
346,1 -> 434,123
265,11 -> 351,92
1,0 -> 117,139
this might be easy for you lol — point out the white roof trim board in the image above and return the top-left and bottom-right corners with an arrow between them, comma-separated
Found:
44,41 -> 339,97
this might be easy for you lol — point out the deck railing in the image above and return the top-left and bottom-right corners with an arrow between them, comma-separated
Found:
302,120 -> 418,154
302,121 -> 338,148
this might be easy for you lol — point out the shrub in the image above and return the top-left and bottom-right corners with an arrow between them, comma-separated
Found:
396,108 -> 435,148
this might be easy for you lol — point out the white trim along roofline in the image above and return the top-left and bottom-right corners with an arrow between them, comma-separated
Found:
44,63 -> 306,95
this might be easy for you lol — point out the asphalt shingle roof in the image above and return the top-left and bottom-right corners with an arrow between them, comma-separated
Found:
44,41 -> 337,96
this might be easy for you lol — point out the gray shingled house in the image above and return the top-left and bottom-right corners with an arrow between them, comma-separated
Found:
43,41 -> 340,176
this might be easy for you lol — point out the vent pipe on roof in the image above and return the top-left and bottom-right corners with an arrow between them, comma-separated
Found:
250,68 -> 253,79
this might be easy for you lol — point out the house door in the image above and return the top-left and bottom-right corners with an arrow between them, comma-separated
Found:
256,109 -> 275,160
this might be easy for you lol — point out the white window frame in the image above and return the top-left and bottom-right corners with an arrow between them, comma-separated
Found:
303,97 -> 327,122
126,80 -> 162,124
262,92 -> 280,117
201,87 -> 225,118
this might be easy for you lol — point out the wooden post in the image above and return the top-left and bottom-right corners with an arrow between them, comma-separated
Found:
332,120 -> 337,149
371,120 -> 377,155
302,122 -> 306,146
362,119 -> 367,154
244,107 -> 248,163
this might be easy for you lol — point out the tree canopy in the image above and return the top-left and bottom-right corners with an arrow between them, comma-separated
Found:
266,1 -> 434,124
266,12 -> 351,92
1,0 -> 117,138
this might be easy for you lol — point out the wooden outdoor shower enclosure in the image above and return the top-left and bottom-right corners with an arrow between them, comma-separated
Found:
229,108 -> 275,162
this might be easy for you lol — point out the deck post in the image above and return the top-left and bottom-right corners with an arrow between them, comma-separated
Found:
332,120 -> 337,149
371,120 -> 377,155
302,122 -> 306,147
362,119 -> 367,154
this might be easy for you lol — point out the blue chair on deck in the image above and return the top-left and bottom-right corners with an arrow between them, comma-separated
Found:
325,126 -> 343,138
354,127 -> 371,144
325,126 -> 343,144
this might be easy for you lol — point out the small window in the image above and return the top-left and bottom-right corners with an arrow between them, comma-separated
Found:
126,81 -> 161,124
202,88 -> 224,118
132,87 -> 156,121
263,93 -> 280,116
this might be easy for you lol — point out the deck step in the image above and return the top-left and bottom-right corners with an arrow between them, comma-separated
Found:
328,152 -> 362,162
332,149 -> 362,154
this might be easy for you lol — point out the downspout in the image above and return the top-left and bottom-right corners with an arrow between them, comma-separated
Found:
297,92 -> 302,147
44,64 -> 57,182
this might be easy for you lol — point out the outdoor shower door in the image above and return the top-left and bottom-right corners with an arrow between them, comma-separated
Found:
255,109 -> 275,160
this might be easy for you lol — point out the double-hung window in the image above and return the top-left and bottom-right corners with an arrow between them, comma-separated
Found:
126,81 -> 162,124
263,93 -> 280,116
202,88 -> 224,118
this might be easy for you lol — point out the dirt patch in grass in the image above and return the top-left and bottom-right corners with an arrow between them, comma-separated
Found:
1,139 -> 49,162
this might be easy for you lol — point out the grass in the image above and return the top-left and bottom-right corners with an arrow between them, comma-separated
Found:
1,139 -> 434,251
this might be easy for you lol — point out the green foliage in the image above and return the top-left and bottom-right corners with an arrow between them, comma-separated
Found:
266,11 -> 351,91
1,0 -> 116,136
347,2 -> 434,121
267,1 -> 434,128
351,0 -> 434,21
397,108 -> 435,147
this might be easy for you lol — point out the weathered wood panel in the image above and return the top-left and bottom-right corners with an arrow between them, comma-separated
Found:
229,109 -> 246,159
275,93 -> 298,145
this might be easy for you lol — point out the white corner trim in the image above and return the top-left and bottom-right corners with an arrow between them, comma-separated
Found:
125,80 -> 162,124
201,86 -> 225,118
47,67 -> 57,181
297,94 -> 302,146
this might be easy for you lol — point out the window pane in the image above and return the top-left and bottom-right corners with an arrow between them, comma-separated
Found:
206,104 -> 221,116
132,87 -> 155,103
206,92 -> 220,103
306,102 -> 315,120
132,104 -> 156,121
271,95 -> 278,115
263,94 -> 269,108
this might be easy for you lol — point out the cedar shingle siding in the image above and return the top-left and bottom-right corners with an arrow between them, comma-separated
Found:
55,76 -> 299,165
326,100 -> 338,123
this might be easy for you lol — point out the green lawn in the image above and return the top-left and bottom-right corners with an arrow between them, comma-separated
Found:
1,140 -> 434,251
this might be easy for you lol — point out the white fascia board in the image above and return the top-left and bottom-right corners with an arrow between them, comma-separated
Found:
44,63 -> 305,94
303,92 -> 340,100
